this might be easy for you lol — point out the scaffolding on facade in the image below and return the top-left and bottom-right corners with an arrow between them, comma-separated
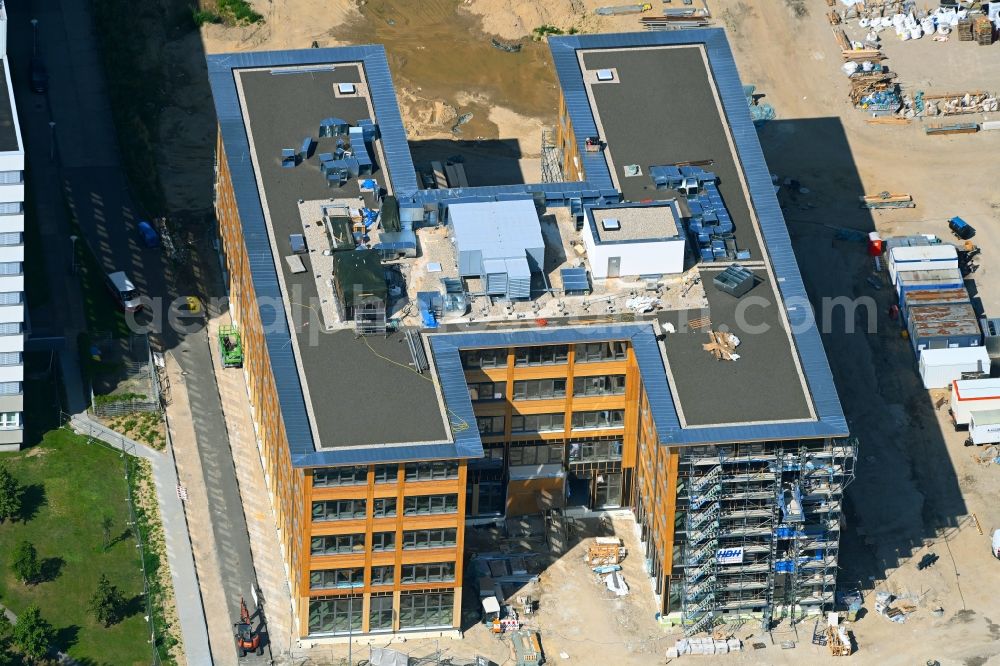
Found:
678,437 -> 858,636
540,128 -> 564,184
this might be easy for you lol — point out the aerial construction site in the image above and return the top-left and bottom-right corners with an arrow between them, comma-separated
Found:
59,0 -> 1000,664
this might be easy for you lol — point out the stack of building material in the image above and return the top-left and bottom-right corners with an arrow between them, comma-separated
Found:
859,191 -> 913,209
974,15 -> 993,45
925,122 -> 979,135
957,17 -> 974,41
669,638 -> 743,657
703,330 -> 741,361
587,537 -> 625,566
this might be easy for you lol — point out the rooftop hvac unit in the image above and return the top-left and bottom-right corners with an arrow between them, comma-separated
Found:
601,218 -> 621,231
596,69 -> 615,81
713,264 -> 756,298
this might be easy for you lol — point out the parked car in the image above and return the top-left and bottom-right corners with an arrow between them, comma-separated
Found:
137,220 -> 160,248
106,271 -> 142,312
29,57 -> 48,94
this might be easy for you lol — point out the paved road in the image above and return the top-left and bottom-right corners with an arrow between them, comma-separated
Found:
11,0 -> 265,662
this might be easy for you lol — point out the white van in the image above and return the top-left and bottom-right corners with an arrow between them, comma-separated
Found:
107,271 -> 142,312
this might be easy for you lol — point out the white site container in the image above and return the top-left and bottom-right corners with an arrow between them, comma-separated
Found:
950,377 -> 1000,427
888,244 -> 958,285
919,347 -> 991,389
969,409 -> 1000,446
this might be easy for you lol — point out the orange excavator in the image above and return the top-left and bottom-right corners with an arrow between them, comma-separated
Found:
234,597 -> 263,657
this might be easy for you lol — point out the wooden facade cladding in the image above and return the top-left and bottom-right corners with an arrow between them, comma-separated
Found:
215,128 -> 306,627
555,91 -> 585,182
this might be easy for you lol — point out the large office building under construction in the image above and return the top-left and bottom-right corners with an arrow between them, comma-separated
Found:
207,29 -> 854,642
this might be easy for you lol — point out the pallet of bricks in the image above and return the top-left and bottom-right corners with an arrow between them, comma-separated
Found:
586,537 -> 625,566
974,15 -> 994,45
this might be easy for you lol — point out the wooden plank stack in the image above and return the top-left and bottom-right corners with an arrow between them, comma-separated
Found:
957,17 -> 974,41
703,330 -> 740,361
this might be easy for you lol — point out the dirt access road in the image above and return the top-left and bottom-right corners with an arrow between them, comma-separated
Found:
184,0 -> 1000,663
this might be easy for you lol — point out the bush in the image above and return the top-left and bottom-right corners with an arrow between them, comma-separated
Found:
11,541 -> 41,586
192,8 -> 221,25
217,0 -> 263,24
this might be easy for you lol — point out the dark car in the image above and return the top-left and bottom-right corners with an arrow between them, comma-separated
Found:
137,220 -> 160,248
29,57 -> 48,94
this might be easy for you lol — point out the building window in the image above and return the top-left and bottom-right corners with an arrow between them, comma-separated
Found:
401,562 -> 456,584
370,566 -> 394,587
509,441 -> 563,466
402,528 -> 457,550
0,262 -> 22,275
0,322 -> 21,336
460,348 -> 507,369
572,410 -> 625,430
403,494 -> 458,516
312,499 -> 366,522
468,381 -> 505,401
0,203 -> 22,216
404,461 -> 460,481
373,464 -> 398,483
369,594 -> 394,631
310,533 -> 365,555
308,596 -> 363,635
312,466 -> 367,487
0,382 -> 22,396
371,531 -> 396,552
0,352 -> 20,367
0,233 -> 22,246
512,378 -> 566,401
0,292 -> 22,306
398,592 -> 454,629
573,375 -> 626,397
0,171 -> 22,185
569,439 -> 624,463
514,345 -> 568,367
576,341 -> 628,363
372,498 -> 397,518
0,412 -> 20,430
309,568 -> 364,590
511,413 -> 564,434
476,416 -> 504,436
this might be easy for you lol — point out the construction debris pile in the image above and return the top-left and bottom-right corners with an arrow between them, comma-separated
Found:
874,591 -> 917,623
640,3 -> 712,31
834,1 -> 997,45
901,91 -> 1000,117
859,191 -> 914,209
703,330 -> 741,361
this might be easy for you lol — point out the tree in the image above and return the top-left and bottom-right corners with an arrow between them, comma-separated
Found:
100,515 -> 114,551
11,540 -> 41,585
12,605 -> 54,661
0,613 -> 15,666
0,462 -> 21,523
88,574 -> 126,627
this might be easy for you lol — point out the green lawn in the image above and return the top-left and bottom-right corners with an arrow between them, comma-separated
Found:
0,430 -> 153,665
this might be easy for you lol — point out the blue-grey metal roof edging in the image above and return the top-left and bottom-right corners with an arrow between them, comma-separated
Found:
548,30 -> 847,437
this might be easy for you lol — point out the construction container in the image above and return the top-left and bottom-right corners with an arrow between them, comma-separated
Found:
888,244 -> 958,285
901,288 -> 969,323
969,409 -> 1000,446
919,346 -> 991,389
950,378 -> 1000,428
907,302 -> 981,356
895,267 -> 964,300
981,318 -> 1000,360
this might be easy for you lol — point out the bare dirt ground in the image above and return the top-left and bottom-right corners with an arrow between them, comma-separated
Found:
145,0 -> 1000,663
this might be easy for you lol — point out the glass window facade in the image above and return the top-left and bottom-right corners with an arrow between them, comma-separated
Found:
372,498 -> 397,518
511,413 -> 564,434
313,466 -> 367,487
310,533 -> 365,555
312,499 -> 366,522
403,494 -> 458,516
460,348 -> 507,368
370,566 -> 394,586
309,568 -> 363,590
402,528 -> 457,550
373,464 -> 398,483
477,415 -> 504,435
512,378 -> 566,401
371,531 -> 396,551
571,409 -> 625,430
398,592 -> 454,629
401,562 -> 456,584
308,596 -> 363,634
369,594 -> 394,631
514,345 -> 568,366
509,441 -> 563,466
575,341 -> 628,363
573,374 -> 626,397
404,461 -> 460,481
468,381 -> 505,401
568,439 -> 624,463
